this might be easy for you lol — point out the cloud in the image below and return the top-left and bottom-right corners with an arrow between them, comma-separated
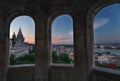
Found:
94,18 -> 109,29
25,37 -> 35,44
68,31 -> 73,36
59,38 -> 71,40
52,34 -> 73,44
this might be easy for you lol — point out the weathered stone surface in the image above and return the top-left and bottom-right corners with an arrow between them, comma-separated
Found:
0,0 -> 120,81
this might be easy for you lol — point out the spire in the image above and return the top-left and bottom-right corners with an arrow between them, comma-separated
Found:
12,32 -> 17,44
17,28 -> 24,42
18,28 -> 22,36
12,32 -> 16,39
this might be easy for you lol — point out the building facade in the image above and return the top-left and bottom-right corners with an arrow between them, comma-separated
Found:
9,28 -> 33,57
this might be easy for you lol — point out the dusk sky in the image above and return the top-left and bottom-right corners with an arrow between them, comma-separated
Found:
52,14 -> 73,44
10,4 -> 120,44
94,4 -> 120,43
10,16 -> 35,44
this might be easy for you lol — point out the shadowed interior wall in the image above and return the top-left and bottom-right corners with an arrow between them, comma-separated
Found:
0,0 -> 120,81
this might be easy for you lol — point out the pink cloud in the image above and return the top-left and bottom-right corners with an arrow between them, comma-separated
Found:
94,18 -> 109,29
52,34 -> 73,44
25,37 -> 35,44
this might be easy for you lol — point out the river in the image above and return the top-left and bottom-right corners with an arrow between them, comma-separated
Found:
94,48 -> 120,55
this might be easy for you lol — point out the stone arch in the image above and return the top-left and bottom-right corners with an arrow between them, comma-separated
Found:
6,8 -> 36,65
86,0 -> 120,71
48,9 -> 74,26
87,1 -> 120,22
7,8 -> 36,30
87,0 -> 120,26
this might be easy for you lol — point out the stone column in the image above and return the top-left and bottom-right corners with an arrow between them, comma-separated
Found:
0,18 -> 9,81
35,11 -> 49,81
73,8 -> 92,81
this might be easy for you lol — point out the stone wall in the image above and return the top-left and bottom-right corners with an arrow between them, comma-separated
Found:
8,65 -> 35,81
0,0 -> 120,81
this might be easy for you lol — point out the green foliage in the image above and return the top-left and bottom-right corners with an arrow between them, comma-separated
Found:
10,54 -> 16,65
10,49 -> 35,65
10,48 -> 74,65
59,53 -> 71,63
118,65 -> 120,70
98,64 -> 106,68
16,52 -> 35,64
52,51 -> 59,63
70,58 -> 74,63
52,51 -> 74,64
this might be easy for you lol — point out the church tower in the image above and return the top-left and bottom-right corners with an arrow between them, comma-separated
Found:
11,32 -> 17,44
17,28 -> 24,42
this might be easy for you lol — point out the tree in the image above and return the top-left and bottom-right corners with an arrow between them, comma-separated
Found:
10,48 -> 35,65
16,52 -> 35,64
59,53 -> 71,64
52,51 -> 59,63
52,52 -> 73,64
10,54 -> 16,65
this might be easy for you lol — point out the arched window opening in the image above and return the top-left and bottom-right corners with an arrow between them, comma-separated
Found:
94,4 -> 120,71
51,14 -> 74,64
9,15 -> 35,65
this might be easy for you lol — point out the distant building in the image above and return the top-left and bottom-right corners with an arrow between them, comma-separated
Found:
9,28 -> 33,57
52,46 -> 74,59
